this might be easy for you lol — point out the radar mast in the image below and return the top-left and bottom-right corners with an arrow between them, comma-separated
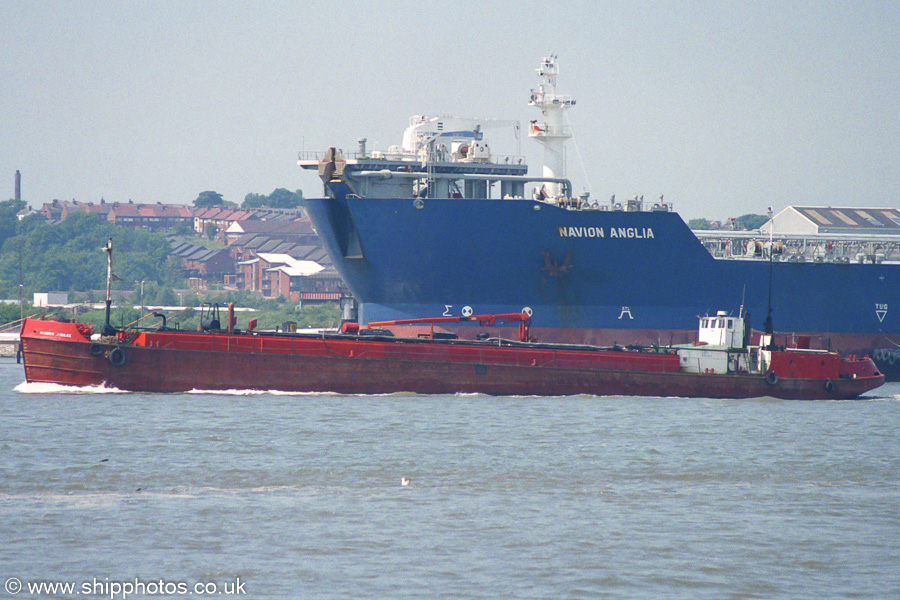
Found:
528,55 -> 575,199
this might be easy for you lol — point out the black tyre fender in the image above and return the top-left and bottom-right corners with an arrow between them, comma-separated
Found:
89,343 -> 104,357
108,347 -> 126,367
765,371 -> 778,386
824,380 -> 835,393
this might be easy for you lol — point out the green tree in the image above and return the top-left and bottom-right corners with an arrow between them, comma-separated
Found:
204,222 -> 218,241
193,191 -> 225,208
241,188 -> 303,209
16,212 -> 45,236
172,221 -> 193,236
0,211 -> 177,294
154,287 -> 177,306
688,218 -> 713,230
0,300 -> 31,327
242,193 -> 267,209
0,199 -> 26,246
110,305 -> 140,328
733,214 -> 769,231
267,188 -> 303,209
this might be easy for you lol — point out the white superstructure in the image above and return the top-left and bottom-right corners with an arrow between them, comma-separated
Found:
528,55 -> 575,199
677,311 -> 753,375
394,115 -> 519,163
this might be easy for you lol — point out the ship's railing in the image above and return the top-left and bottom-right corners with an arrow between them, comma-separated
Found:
298,150 -> 527,166
696,231 -> 900,263
529,93 -> 575,106
0,314 -> 40,333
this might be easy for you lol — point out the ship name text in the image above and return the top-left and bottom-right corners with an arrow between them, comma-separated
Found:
558,226 -> 654,239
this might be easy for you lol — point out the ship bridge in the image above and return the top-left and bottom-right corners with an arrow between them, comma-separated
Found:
299,116 -> 552,201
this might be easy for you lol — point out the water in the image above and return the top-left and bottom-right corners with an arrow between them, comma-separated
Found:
1,360 -> 898,599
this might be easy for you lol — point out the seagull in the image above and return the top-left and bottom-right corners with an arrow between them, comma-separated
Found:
400,477 -> 410,487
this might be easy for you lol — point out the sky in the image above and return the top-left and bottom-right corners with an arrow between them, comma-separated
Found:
1,0 -> 898,220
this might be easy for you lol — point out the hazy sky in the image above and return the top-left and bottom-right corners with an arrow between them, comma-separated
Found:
2,1 -> 898,220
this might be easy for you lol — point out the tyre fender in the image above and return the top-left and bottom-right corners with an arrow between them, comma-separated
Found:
108,347 -> 126,367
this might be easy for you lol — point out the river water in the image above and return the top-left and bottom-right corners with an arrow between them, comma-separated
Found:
1,360 -> 898,599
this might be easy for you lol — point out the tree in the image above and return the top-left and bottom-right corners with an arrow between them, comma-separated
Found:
172,221 -> 193,237
193,191 -> 225,208
204,222 -> 218,241
267,188 -> 303,209
16,212 -> 44,236
242,193 -> 267,209
154,287 -> 177,306
688,218 -> 713,230
0,300 -> 29,326
733,214 -> 769,231
0,210 -> 175,294
0,199 -> 25,246
241,188 -> 303,209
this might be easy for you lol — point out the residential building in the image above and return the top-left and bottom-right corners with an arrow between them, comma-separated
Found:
107,202 -> 193,230
169,241 -> 236,285
236,253 -> 324,299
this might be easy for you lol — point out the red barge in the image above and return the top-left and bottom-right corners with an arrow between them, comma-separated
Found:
20,306 -> 883,399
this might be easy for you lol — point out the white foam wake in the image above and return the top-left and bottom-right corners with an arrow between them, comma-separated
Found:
185,388 -> 340,396
14,381 -> 125,394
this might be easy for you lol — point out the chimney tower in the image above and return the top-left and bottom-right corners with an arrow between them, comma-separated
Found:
15,170 -> 21,201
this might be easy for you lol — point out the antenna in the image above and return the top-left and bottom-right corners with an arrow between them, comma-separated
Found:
764,257 -> 773,335
761,207 -> 776,348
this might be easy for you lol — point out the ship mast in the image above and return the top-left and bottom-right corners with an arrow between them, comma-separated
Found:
528,55 -> 575,199
102,238 -> 116,336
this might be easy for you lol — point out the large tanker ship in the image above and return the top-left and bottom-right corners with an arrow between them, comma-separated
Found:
300,56 -> 900,368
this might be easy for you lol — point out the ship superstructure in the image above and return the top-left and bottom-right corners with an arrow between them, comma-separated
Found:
528,55 -> 575,199
300,114 -> 579,204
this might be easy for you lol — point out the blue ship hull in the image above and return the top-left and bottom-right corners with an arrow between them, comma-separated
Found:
306,194 -> 900,354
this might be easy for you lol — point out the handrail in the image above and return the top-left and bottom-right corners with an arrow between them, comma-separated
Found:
0,314 -> 41,333
124,307 -> 194,331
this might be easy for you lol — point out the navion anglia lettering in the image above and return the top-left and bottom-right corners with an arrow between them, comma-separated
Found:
558,226 -> 654,239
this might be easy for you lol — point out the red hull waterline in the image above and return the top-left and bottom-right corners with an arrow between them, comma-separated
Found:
20,319 -> 884,400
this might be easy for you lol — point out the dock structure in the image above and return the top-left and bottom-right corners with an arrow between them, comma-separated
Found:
0,332 -> 21,358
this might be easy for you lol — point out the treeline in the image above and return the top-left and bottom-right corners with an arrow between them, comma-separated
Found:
192,188 -> 304,209
688,214 -> 768,231
0,201 -> 176,298
0,198 -> 341,329
242,188 -> 303,209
